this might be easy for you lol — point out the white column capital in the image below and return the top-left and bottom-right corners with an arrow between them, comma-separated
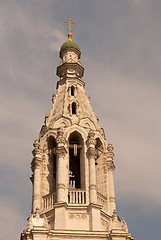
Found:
56,129 -> 66,146
86,130 -> 96,148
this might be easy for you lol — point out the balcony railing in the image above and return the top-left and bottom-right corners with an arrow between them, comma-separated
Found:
97,192 -> 107,212
68,189 -> 86,204
42,192 -> 55,211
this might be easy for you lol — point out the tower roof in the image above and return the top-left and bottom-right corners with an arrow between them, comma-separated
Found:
61,18 -> 80,52
60,40 -> 80,52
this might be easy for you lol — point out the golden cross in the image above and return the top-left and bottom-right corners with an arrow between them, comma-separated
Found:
64,18 -> 75,34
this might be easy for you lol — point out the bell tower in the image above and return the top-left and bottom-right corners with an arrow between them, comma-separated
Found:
20,20 -> 134,240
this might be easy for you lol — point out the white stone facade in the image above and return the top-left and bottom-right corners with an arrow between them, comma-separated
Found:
20,40 -> 134,240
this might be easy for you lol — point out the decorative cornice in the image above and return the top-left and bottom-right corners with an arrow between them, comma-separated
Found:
57,62 -> 84,79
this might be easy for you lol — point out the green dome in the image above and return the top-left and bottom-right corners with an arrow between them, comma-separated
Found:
60,40 -> 80,51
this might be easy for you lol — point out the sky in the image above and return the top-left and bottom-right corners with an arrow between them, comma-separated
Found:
0,0 -> 161,239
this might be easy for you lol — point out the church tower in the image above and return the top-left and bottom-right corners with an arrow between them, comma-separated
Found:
20,20 -> 134,240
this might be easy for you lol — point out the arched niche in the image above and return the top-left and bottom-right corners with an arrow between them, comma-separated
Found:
95,137 -> 107,197
68,131 -> 85,189
71,86 -> 75,96
72,102 -> 77,115
95,138 -> 104,161
47,136 -> 57,193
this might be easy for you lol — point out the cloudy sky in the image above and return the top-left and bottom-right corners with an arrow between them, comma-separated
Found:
0,0 -> 161,239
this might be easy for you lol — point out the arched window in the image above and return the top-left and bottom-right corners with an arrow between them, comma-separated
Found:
71,86 -> 75,96
69,132 -> 83,189
72,102 -> 76,114
48,136 -> 57,192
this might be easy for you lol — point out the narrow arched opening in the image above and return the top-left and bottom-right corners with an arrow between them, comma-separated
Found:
95,138 -> 104,165
69,131 -> 83,189
48,136 -> 57,193
96,138 -> 103,157
72,102 -> 76,115
95,138 -> 107,197
71,86 -> 75,96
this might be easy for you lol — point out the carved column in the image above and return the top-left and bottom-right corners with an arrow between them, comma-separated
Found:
32,139 -> 42,212
87,130 -> 97,204
56,129 -> 67,203
106,143 -> 116,215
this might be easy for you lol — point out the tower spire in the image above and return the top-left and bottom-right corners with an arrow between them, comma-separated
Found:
64,18 -> 75,41
20,26 -> 134,240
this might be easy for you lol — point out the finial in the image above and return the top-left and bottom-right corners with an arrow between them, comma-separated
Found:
64,18 -> 75,41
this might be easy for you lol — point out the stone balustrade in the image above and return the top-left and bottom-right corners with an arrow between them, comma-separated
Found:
42,192 -> 55,211
97,192 -> 107,212
68,189 -> 86,204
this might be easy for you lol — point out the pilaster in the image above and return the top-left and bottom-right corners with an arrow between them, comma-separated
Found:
86,130 -> 101,231
86,130 -> 97,204
106,143 -> 116,216
31,139 -> 42,212
56,129 -> 67,203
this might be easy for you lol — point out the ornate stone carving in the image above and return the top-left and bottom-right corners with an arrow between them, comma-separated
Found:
88,129 -> 95,138
56,146 -> 67,158
56,128 -> 66,146
32,139 -> 41,157
106,161 -> 115,171
106,143 -> 114,161
31,139 -> 42,171
27,208 -> 48,229
107,143 -> 114,152
68,213 -> 87,220
86,130 -> 96,147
